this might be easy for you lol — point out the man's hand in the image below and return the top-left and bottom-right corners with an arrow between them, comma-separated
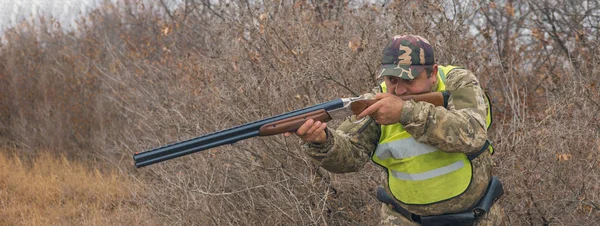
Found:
356,93 -> 404,125
283,118 -> 328,144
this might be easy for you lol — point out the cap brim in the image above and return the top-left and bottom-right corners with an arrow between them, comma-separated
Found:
377,64 -> 428,80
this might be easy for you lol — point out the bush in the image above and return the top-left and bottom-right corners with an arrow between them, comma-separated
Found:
0,0 -> 598,225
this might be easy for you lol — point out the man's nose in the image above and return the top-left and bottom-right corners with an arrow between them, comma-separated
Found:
394,84 -> 407,95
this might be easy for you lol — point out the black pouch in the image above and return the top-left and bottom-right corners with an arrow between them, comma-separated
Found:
473,176 -> 504,216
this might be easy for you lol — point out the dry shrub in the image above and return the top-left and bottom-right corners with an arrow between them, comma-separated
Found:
492,72 -> 600,225
0,0 -> 599,225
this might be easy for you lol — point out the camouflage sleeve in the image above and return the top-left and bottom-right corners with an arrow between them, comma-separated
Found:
301,94 -> 381,173
399,69 -> 488,154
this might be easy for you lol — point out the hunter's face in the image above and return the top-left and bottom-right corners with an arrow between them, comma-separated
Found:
384,67 -> 438,96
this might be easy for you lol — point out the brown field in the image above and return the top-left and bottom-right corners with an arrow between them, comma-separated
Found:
0,0 -> 598,225
0,151 -> 155,225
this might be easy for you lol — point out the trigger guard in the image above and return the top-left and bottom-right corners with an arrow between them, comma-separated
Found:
350,116 -> 367,124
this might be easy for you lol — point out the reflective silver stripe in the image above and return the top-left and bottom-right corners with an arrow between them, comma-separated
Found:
390,161 -> 465,181
375,137 -> 438,160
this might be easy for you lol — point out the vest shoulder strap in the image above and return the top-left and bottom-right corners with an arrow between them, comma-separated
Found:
467,140 -> 491,160
437,65 -> 462,84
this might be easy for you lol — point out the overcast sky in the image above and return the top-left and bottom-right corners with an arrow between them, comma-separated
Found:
0,0 -> 105,33
0,0 -> 189,35
0,0 -> 394,35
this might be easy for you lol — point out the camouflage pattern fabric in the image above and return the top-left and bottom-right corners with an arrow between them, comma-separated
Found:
378,35 -> 435,80
302,68 -> 503,221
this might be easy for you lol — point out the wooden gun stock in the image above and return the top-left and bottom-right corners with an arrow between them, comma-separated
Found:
400,91 -> 445,107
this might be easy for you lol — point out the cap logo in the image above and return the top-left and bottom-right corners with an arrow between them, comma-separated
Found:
401,67 -> 415,79
419,48 -> 425,65
396,45 -> 412,66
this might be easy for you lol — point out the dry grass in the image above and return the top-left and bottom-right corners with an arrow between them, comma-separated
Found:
0,151 -> 155,226
0,0 -> 599,225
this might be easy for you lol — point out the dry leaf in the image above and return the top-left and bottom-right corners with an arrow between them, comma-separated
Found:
370,6 -> 379,13
557,153 -> 572,162
322,20 -> 341,28
505,3 -> 515,17
293,0 -> 303,9
259,13 -> 268,21
348,37 -> 364,53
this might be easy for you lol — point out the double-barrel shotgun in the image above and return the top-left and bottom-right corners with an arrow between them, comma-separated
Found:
133,92 -> 446,168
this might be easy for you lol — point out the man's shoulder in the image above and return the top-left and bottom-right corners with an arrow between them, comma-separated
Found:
444,68 -> 481,92
445,67 -> 477,82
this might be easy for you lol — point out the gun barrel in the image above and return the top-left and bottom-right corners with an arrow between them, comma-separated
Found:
133,99 -> 344,168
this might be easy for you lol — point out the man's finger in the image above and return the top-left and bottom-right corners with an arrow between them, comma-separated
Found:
306,123 -> 327,143
296,119 -> 314,136
302,121 -> 318,141
357,102 -> 380,119
306,121 -> 322,135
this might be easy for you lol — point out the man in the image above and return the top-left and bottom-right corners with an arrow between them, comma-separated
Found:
285,35 -> 506,225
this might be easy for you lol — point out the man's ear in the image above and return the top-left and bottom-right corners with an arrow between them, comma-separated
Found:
430,64 -> 438,84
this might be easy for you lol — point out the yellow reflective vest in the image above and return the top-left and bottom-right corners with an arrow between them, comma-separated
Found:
373,65 -> 493,205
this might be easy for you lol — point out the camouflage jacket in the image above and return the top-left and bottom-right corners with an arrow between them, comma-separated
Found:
302,68 -> 493,216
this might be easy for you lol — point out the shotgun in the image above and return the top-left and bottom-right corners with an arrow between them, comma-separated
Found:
133,92 -> 445,168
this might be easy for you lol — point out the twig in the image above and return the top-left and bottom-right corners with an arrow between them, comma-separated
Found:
193,178 -> 291,196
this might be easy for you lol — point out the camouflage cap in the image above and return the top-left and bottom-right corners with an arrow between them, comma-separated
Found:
378,35 -> 435,80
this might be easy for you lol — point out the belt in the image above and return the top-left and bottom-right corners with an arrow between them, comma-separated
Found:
376,176 -> 504,226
